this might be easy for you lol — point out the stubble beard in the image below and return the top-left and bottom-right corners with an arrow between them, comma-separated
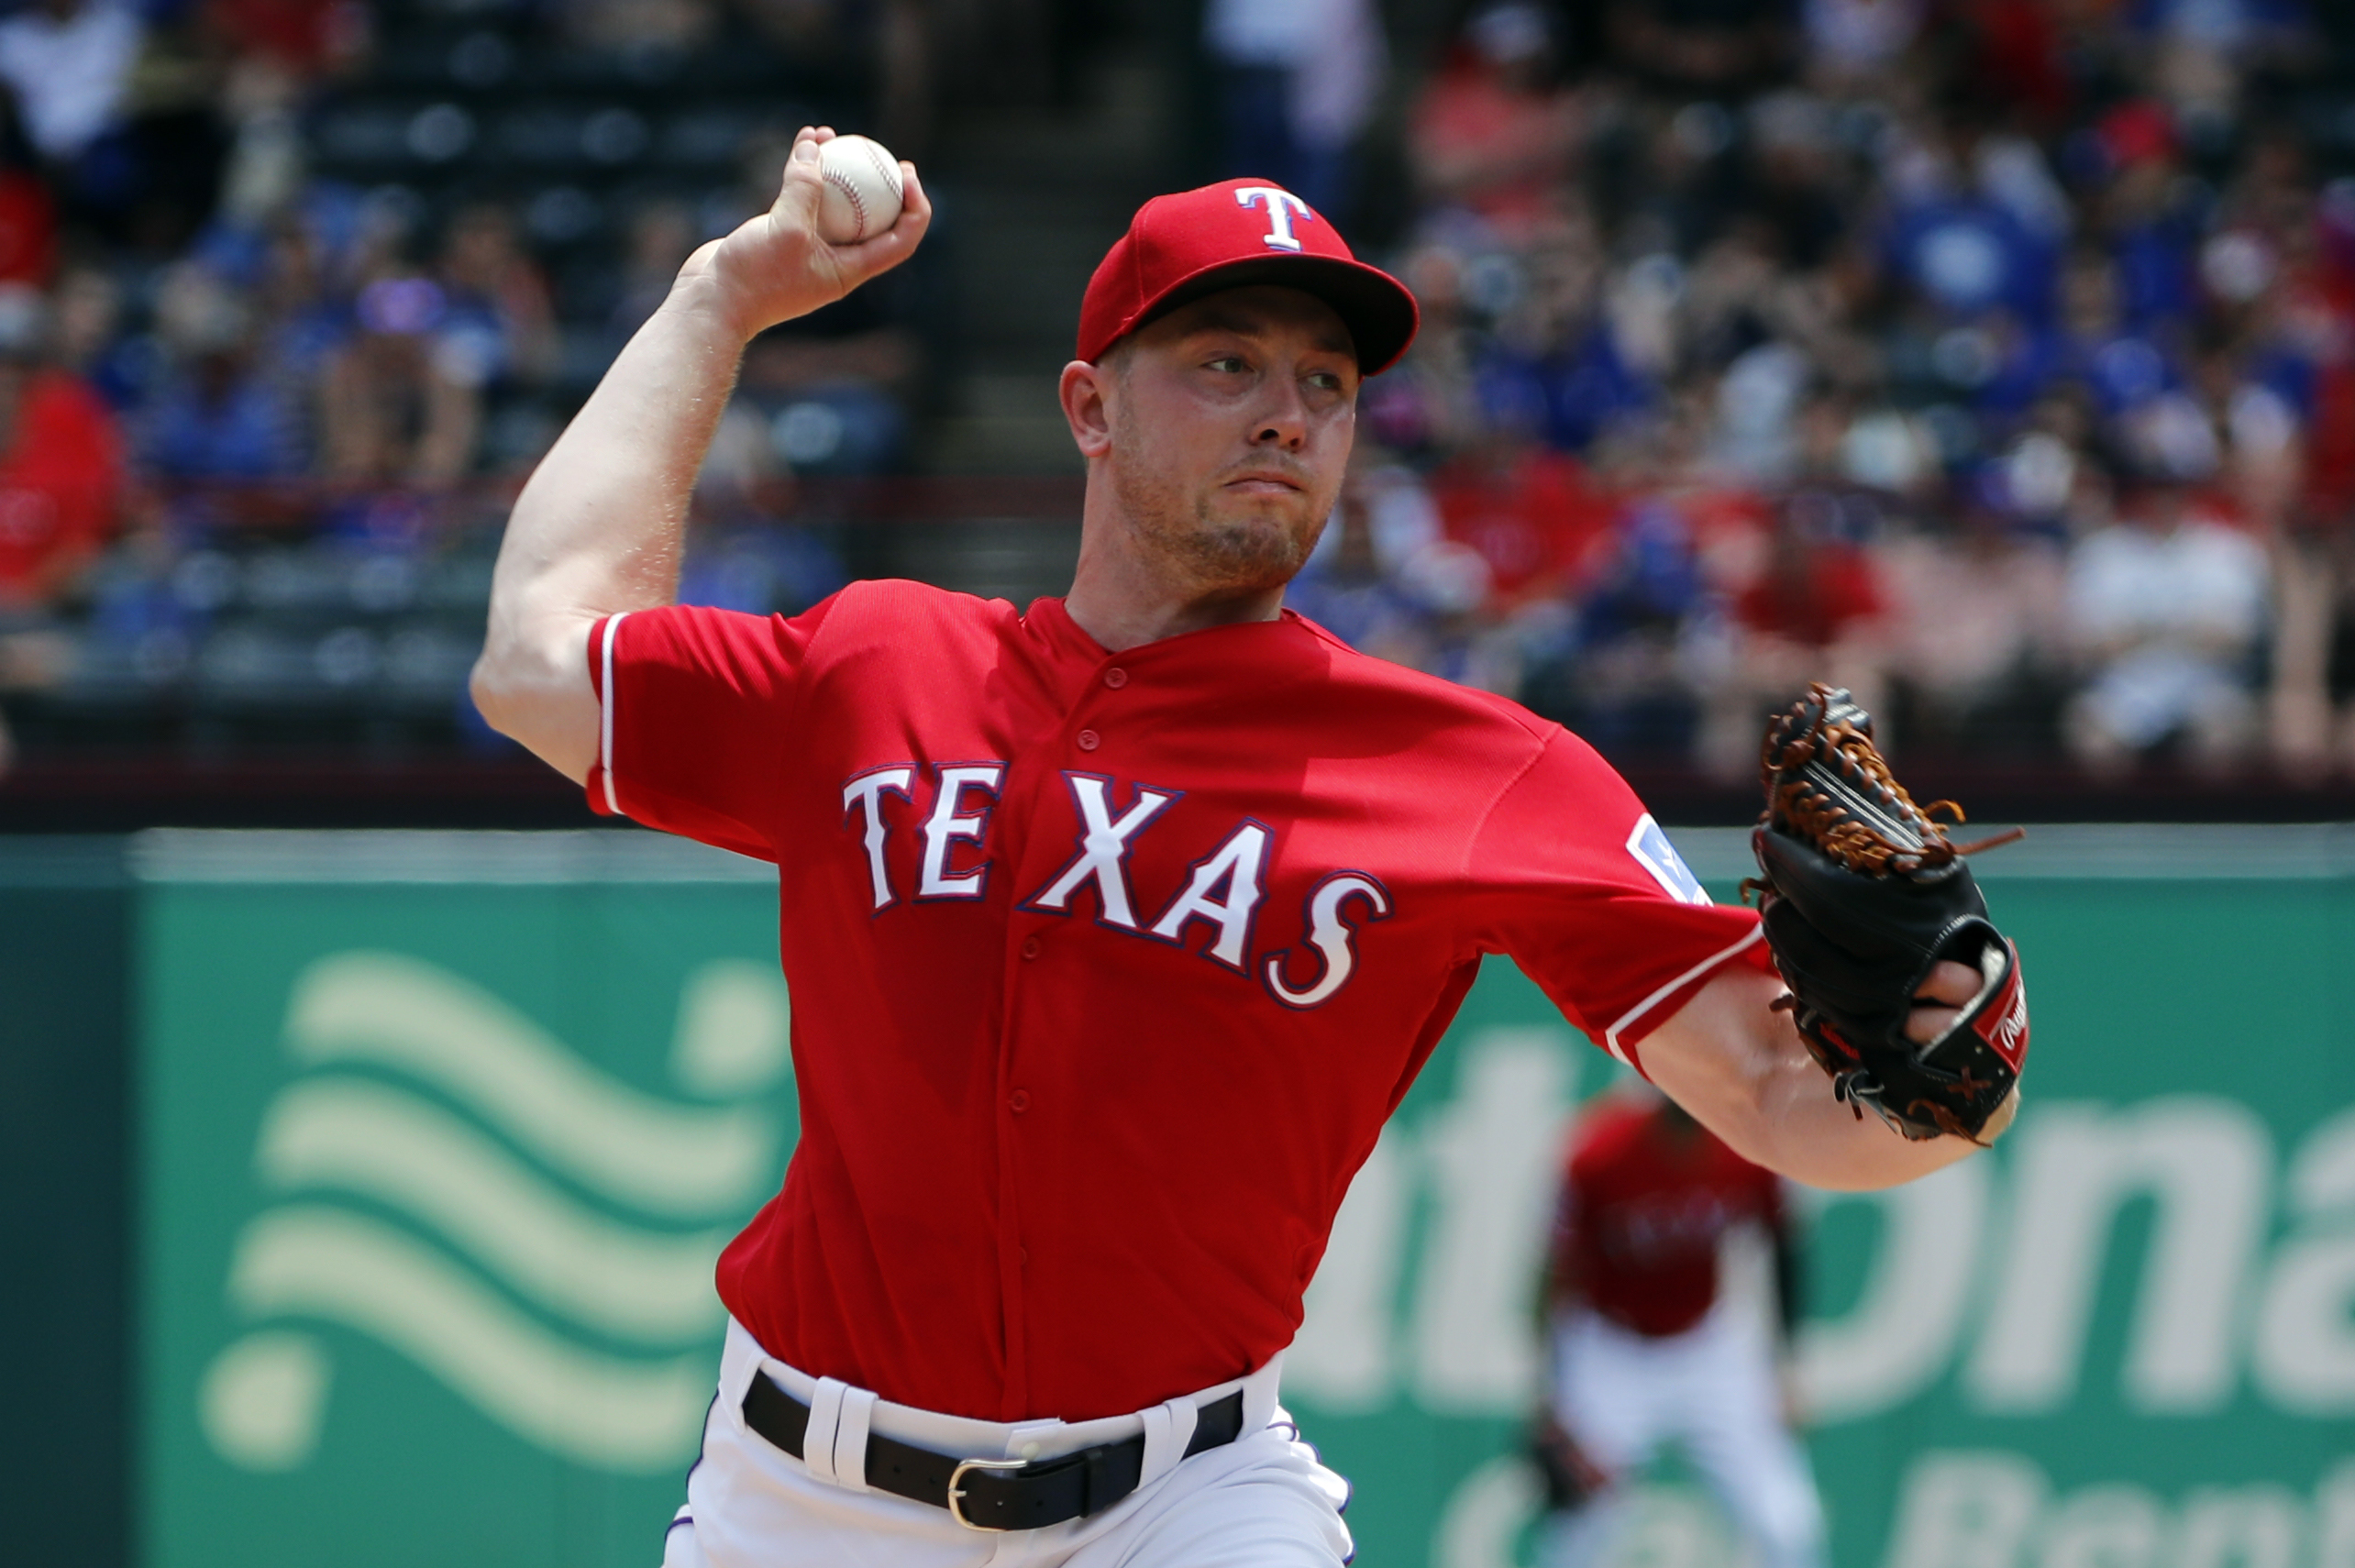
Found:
1109,443 -> 1329,600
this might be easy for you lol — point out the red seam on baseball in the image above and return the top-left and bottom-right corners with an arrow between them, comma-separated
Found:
824,170 -> 868,241
860,141 -> 901,206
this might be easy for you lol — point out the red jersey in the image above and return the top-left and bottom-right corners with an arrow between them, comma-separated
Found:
590,581 -> 1769,1421
1555,1097 -> 1784,1339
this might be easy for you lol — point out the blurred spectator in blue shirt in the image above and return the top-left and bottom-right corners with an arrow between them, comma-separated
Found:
0,0 -> 138,167
1885,183 -> 2058,329
2127,0 -> 2317,145
1799,0 -> 1923,94
1480,235 -> 1658,456
2089,102 -> 2204,328
139,264 -> 309,480
2058,248 -> 2184,421
1202,0 -> 1387,220
1558,497 -> 1717,759
437,204 -> 561,392
1284,472 -> 1425,654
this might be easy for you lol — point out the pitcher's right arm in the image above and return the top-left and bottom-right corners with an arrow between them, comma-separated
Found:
471,127 -> 930,780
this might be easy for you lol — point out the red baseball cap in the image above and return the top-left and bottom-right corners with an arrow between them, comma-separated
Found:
1077,179 -> 1421,375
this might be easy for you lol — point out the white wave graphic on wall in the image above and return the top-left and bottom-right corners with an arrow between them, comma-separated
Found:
199,953 -> 791,1474
255,1079 -> 734,1341
284,952 -> 779,1215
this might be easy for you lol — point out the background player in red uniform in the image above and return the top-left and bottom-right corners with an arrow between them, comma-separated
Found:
469,127 -> 2013,1567
1535,1086 -> 1826,1568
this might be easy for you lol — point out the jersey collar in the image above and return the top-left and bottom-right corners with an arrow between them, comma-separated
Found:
1024,595 -> 1317,669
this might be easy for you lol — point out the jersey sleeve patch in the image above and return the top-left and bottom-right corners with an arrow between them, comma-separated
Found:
1624,814 -> 1709,907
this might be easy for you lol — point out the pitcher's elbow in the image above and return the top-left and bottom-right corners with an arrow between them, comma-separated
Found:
469,653 -> 522,739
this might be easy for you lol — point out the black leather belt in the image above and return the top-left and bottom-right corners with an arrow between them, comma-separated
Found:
740,1373 -> 1247,1531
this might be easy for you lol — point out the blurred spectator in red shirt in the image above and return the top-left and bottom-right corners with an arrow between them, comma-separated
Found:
1944,0 -> 2073,128
0,91 -> 53,286
204,0 -> 368,79
1733,513 -> 1885,645
1699,494 -> 1890,774
1432,424 -> 1617,609
1880,503 -> 2070,754
0,277 -> 124,773
1409,5 -> 1584,239
0,286 -> 125,613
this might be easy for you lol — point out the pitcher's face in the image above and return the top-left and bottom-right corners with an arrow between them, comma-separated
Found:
1094,285 -> 1360,597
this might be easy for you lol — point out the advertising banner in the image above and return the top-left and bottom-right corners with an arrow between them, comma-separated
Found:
139,832 -> 788,1568
1284,833 -> 2355,1568
134,829 -> 2355,1568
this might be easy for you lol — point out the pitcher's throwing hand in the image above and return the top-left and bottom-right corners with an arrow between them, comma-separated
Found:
682,126 -> 931,340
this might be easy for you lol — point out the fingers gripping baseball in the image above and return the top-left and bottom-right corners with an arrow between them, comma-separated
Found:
688,127 -> 932,338
1904,958 -> 1982,1043
1905,959 -> 2021,1143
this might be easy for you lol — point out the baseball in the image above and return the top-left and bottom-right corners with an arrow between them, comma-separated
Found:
815,135 -> 907,246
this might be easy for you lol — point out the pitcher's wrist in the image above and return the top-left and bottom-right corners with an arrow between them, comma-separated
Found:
666,248 -> 776,345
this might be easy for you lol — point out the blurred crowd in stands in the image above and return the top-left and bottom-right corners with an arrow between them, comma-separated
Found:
1,0 -> 2352,790
0,0 -> 920,769
1277,0 -> 2355,780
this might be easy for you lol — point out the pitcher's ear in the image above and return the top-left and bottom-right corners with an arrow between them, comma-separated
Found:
1059,359 -> 1116,459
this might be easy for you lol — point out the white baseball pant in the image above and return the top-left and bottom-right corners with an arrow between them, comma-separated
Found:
659,1319 -> 1353,1568
1539,1307 -> 1826,1568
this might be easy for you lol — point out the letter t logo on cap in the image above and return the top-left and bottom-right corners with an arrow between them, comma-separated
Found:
1234,187 -> 1313,252
1074,178 -> 1419,372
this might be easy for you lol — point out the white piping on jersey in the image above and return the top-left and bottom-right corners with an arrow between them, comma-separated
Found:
600,612 -> 628,816
1601,923 -> 1766,1067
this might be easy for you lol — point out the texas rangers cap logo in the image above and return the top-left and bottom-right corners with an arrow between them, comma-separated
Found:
1074,178 -> 1420,374
1233,186 -> 1313,251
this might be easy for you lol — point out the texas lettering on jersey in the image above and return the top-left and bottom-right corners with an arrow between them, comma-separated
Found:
841,762 -> 1390,1009
585,584 -> 1779,1421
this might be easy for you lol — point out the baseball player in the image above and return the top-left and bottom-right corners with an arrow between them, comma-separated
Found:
470,127 -> 2027,1568
1534,1086 -> 1825,1568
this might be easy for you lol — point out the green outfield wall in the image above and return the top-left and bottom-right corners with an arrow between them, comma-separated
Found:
22,826 -> 2346,1567
1,839 -> 132,1568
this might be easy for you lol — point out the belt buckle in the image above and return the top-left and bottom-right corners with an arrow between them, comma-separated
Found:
945,1456 -> 1027,1531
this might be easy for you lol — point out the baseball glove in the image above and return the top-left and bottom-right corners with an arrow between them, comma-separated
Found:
1745,685 -> 2029,1143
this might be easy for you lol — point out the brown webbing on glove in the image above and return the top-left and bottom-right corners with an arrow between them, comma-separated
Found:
1757,686 -> 2025,878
